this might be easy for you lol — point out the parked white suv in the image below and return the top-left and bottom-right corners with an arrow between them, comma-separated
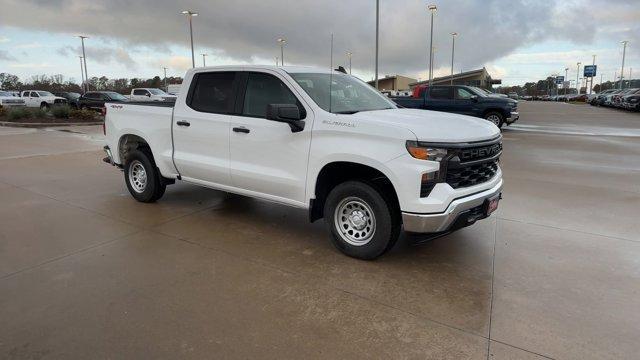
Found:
20,90 -> 67,109
103,66 -> 503,259
129,88 -> 177,102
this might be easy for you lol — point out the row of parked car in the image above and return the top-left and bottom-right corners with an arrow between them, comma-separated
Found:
0,88 -> 177,112
589,88 -> 640,111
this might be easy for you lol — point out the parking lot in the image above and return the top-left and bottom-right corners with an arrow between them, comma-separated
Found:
1,102 -> 639,359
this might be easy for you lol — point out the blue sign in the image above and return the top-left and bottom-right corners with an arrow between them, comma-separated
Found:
555,76 -> 564,84
584,65 -> 597,77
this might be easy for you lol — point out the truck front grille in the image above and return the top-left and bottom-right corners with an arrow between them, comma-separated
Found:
445,159 -> 499,189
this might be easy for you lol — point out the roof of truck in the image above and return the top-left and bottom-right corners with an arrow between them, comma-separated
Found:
188,65 -> 337,75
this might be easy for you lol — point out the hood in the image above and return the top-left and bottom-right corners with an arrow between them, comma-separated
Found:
349,108 -> 500,143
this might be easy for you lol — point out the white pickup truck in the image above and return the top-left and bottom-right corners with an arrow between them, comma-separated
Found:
129,88 -> 177,102
103,66 -> 503,259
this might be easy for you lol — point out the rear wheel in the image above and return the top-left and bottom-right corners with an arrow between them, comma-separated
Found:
484,111 -> 504,128
124,149 -> 166,203
324,181 -> 400,260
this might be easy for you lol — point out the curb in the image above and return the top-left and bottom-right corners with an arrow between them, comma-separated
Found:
0,121 -> 103,128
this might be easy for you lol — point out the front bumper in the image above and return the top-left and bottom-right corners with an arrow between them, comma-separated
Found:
402,179 -> 502,233
505,111 -> 519,124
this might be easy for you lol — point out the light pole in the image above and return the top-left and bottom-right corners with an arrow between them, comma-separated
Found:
163,67 -> 168,91
619,40 -> 628,89
346,52 -> 353,74
181,10 -> 198,68
375,0 -> 379,89
590,54 -> 596,94
564,67 -> 569,95
576,62 -> 581,94
77,35 -> 89,92
277,37 -> 286,66
78,56 -> 85,93
201,53 -> 207,67
427,4 -> 437,87
450,32 -> 457,85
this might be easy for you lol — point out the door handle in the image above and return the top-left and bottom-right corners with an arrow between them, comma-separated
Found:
176,121 -> 190,127
233,127 -> 250,134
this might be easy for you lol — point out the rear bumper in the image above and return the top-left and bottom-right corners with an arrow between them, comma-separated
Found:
402,179 -> 502,233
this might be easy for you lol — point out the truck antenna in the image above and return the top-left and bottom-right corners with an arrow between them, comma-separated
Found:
329,33 -> 334,114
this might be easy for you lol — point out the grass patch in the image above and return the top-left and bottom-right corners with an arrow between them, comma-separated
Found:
7,107 -> 30,120
69,109 -> 96,120
52,105 -> 71,119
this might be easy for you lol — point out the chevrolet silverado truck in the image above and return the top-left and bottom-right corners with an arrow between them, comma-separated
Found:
391,85 -> 518,128
103,66 -> 503,259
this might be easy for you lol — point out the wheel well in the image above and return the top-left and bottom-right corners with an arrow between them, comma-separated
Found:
310,162 -> 400,223
40,102 -> 48,107
482,108 -> 506,119
118,134 -> 153,165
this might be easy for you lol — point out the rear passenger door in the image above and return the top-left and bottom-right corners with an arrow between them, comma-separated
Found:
425,86 -> 454,112
228,71 -> 312,205
172,71 -> 237,186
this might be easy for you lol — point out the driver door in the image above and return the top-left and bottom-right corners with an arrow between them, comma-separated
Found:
228,71 -> 312,204
453,87 -> 478,116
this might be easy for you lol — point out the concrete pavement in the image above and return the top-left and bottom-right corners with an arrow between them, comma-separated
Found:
0,102 -> 639,359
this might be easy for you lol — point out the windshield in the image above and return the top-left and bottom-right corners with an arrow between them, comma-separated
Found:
148,89 -> 167,95
289,72 -> 396,114
470,87 -> 489,97
67,92 -> 81,99
37,91 -> 54,97
105,92 -> 127,101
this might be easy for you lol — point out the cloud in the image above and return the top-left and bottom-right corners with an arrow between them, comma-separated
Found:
56,45 -> 138,70
0,36 -> 9,43
0,0 -> 638,81
0,50 -> 16,61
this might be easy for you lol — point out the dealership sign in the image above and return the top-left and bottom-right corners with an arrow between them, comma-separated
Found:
555,76 -> 564,84
584,65 -> 597,77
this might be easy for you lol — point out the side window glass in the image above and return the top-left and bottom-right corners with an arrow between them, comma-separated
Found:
456,88 -> 473,99
242,73 -> 301,118
32,92 -> 39,98
189,72 -> 236,114
133,89 -> 145,96
430,87 -> 453,99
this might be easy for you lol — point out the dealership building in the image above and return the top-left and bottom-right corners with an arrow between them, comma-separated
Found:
369,67 -> 501,91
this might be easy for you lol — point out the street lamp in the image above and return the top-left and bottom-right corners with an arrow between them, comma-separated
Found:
346,52 -> 353,74
619,40 -> 628,89
589,54 -> 596,94
576,62 -> 581,94
374,0 -> 380,89
201,53 -> 207,67
450,32 -> 457,85
427,4 -> 437,87
181,10 -> 198,68
564,67 -> 569,95
78,56 -> 85,92
163,67 -> 168,91
77,35 -> 89,92
277,37 -> 286,66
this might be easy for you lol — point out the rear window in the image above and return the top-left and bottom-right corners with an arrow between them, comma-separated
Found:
430,87 -> 453,99
189,72 -> 236,114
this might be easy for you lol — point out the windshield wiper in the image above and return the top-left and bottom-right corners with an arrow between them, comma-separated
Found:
334,110 -> 360,114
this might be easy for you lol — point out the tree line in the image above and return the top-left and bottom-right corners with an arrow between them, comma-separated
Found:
0,72 -> 183,94
497,76 -> 639,96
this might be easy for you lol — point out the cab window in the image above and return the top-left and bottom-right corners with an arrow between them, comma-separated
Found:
456,88 -> 474,100
242,73 -> 303,119
188,72 -> 236,114
430,87 -> 453,99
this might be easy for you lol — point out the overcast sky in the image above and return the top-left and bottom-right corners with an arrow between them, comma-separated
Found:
0,0 -> 638,86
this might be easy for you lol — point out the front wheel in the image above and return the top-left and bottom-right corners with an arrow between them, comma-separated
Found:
124,150 -> 166,203
324,181 -> 400,260
40,103 -> 49,111
484,111 -> 504,128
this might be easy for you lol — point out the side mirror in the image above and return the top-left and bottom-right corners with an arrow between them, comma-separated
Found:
266,104 -> 305,132
146,93 -> 151,97
470,95 -> 478,102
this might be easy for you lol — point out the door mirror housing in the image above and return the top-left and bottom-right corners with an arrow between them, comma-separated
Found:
146,93 -> 151,97
470,95 -> 478,102
266,104 -> 305,132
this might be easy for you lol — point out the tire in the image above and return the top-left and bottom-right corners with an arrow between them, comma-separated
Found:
484,111 -> 504,128
40,102 -> 49,111
124,149 -> 166,203
323,181 -> 400,260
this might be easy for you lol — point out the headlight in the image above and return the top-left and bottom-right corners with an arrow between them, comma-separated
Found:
406,141 -> 448,161
630,98 -> 639,102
